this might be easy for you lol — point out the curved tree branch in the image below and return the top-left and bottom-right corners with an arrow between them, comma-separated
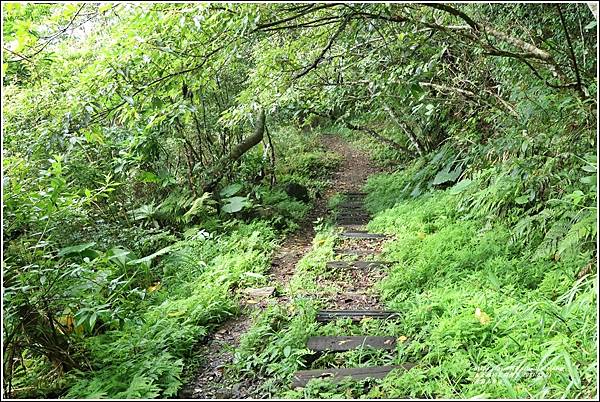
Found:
293,14 -> 351,80
556,4 -> 586,98
202,108 -> 266,193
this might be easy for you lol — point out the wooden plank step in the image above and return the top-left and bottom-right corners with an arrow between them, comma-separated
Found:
339,201 -> 367,208
337,221 -> 369,226
316,310 -> 399,322
337,211 -> 370,217
292,364 -> 413,388
337,224 -> 367,230
326,261 -> 388,270
337,219 -> 370,225
307,336 -> 396,352
341,231 -> 386,239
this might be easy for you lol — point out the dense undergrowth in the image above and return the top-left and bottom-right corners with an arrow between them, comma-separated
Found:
229,124 -> 597,398
3,127 -> 340,398
3,2 -> 597,399
229,90 -> 597,399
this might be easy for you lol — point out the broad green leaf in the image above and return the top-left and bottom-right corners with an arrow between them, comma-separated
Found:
58,242 -> 97,257
433,166 -> 461,185
220,183 -> 243,197
449,179 -> 473,194
581,165 -> 596,172
127,245 -> 172,266
222,196 -> 248,213
579,175 -> 596,185
515,195 -> 530,205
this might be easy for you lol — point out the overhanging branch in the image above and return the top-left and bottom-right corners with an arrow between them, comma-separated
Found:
202,108 -> 266,193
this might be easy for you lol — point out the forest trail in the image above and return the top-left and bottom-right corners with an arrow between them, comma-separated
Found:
6,4 -> 595,399
179,134 -> 385,398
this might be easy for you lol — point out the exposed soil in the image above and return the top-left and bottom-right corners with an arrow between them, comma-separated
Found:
179,133 -> 386,399
319,135 -> 382,194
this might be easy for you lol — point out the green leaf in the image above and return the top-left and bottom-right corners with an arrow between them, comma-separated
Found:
579,175 -> 596,185
515,195 -> 530,205
220,183 -> 243,197
106,247 -> 133,266
283,345 -> 292,358
75,310 -> 89,327
449,178 -> 473,194
184,193 -> 212,220
433,166 -> 461,185
567,190 -> 585,205
58,242 -> 97,257
89,312 -> 98,330
99,3 -> 113,12
584,20 -> 597,31
410,184 -> 422,198
581,165 -> 596,172
222,196 -> 248,213
138,171 -> 160,183
127,246 -> 172,266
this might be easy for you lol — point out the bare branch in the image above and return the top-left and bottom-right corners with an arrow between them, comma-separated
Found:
292,15 -> 351,80
556,4 -> 586,98
253,4 -> 342,32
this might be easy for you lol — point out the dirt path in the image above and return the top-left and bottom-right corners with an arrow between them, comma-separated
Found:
178,134 -> 382,399
294,135 -> 387,311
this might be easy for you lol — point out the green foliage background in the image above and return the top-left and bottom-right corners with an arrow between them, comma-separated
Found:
2,2 -> 597,399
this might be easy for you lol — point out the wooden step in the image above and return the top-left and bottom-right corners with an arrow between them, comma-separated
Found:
341,231 -> 386,239
337,212 -> 370,218
335,213 -> 371,220
338,202 -> 367,209
316,310 -> 399,323
291,364 -> 414,388
337,217 -> 370,223
337,219 -> 370,225
326,261 -> 388,270
307,336 -> 396,352
343,196 -> 366,202
338,207 -> 369,213
337,225 -> 368,232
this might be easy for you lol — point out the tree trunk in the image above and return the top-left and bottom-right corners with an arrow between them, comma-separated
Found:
383,103 -> 424,156
202,109 -> 266,193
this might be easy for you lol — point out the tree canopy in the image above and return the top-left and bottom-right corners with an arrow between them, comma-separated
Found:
2,2 -> 597,399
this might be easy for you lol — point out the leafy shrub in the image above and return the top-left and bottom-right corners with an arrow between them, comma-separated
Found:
7,221 -> 277,399
231,300 -> 319,397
